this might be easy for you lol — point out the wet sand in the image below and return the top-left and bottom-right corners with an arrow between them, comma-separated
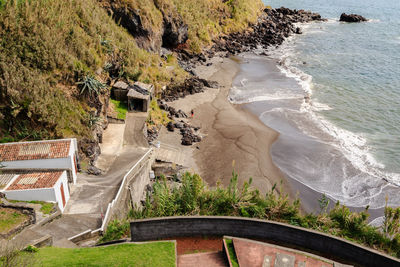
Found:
192,57 -> 292,196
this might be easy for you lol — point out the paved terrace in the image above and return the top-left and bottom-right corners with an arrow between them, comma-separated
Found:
11,113 -> 149,248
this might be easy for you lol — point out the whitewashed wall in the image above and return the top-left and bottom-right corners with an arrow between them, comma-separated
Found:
4,171 -> 70,213
4,187 -> 56,203
53,172 -> 70,212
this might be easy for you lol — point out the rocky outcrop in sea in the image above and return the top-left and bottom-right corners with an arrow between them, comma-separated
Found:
339,13 -> 368,23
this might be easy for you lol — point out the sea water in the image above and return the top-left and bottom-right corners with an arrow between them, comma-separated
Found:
229,0 -> 400,211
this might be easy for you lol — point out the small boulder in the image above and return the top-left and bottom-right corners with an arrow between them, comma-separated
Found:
181,136 -> 193,146
340,13 -> 367,22
87,165 -> 102,176
167,122 -> 175,132
175,122 -> 184,129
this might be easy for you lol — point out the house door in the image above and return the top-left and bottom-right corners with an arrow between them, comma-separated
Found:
60,183 -> 66,208
73,154 -> 78,174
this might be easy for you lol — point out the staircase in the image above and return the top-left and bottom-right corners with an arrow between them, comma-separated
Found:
156,143 -> 185,166
178,251 -> 228,267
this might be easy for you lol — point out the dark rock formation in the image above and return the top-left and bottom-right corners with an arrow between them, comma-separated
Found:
147,126 -> 159,143
210,7 -> 325,56
167,121 -> 175,132
176,7 -> 325,70
78,138 -> 101,164
161,77 -> 218,101
340,13 -> 367,23
99,1 -> 188,51
160,10 -> 188,48
87,165 -> 102,176
179,122 -> 201,146
107,6 -> 162,51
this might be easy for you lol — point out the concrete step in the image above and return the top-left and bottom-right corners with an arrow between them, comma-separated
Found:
156,147 -> 185,166
53,238 -> 79,248
178,251 -> 227,267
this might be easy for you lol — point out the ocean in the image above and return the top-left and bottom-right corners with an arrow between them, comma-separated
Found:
229,0 -> 400,212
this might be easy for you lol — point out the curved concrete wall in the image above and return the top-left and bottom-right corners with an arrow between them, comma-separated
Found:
130,216 -> 400,267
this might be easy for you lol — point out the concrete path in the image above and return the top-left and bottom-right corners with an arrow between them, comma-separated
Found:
96,123 -> 125,172
11,111 -> 150,248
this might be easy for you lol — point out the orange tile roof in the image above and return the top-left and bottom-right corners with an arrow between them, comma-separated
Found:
0,139 -> 71,162
6,171 -> 63,190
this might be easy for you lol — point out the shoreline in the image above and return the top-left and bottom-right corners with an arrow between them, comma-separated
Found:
190,56 -> 293,197
165,54 -> 385,220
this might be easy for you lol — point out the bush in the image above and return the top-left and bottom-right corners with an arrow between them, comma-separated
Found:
99,220 -> 130,243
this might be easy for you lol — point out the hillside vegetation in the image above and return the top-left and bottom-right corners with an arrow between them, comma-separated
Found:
0,0 -> 263,144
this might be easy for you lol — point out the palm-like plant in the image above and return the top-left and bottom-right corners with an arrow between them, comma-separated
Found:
77,75 -> 106,97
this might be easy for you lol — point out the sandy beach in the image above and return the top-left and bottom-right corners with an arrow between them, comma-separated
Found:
176,56 -> 293,196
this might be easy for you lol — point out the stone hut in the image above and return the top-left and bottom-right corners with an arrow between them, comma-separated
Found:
111,81 -> 154,112
127,82 -> 154,112
112,81 -> 129,101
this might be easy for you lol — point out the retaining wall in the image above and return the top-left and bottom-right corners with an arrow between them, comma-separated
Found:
130,216 -> 400,267
100,148 -> 154,232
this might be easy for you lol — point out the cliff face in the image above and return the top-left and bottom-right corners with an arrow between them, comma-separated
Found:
99,0 -> 263,52
0,0 -> 263,161
98,0 -> 189,51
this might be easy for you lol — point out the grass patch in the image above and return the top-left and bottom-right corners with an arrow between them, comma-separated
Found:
8,200 -> 55,215
111,99 -> 128,120
0,207 -> 29,234
225,239 -> 239,267
147,99 -> 171,127
30,243 -> 175,267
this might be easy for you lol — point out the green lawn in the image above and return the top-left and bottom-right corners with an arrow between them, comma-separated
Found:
111,99 -> 128,120
31,242 -> 176,267
0,207 -> 29,234
8,200 -> 55,215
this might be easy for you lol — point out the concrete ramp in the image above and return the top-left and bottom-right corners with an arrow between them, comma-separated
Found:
123,112 -> 148,147
96,123 -> 125,172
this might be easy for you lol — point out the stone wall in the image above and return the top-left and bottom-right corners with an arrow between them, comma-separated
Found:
130,216 -> 400,267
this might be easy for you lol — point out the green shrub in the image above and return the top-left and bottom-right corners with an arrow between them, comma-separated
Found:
100,220 -> 130,243
24,245 -> 39,253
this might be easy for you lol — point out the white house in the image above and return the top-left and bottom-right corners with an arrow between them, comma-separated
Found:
1,170 -> 70,212
0,138 -> 78,184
